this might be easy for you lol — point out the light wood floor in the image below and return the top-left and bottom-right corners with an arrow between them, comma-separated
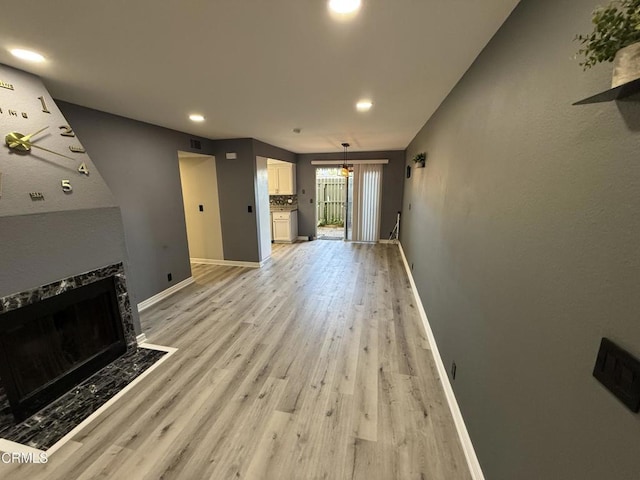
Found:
1,241 -> 472,479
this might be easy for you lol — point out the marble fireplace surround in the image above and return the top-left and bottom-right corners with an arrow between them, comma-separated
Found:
0,262 -> 137,429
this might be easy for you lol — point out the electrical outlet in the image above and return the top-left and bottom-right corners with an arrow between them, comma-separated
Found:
451,362 -> 457,380
167,273 -> 172,282
199,204 -> 204,212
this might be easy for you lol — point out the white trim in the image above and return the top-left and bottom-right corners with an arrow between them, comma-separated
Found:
137,277 -> 194,313
0,439 -> 46,457
397,242 -> 485,480
190,258 -> 262,268
297,236 -> 310,241
310,159 -> 389,165
177,150 -> 214,159
45,343 -> 177,456
136,333 -> 148,345
0,343 -> 177,458
378,239 -> 396,244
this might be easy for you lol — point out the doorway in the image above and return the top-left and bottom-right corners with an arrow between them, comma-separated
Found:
315,167 -> 352,240
255,156 -> 271,262
177,152 -> 224,262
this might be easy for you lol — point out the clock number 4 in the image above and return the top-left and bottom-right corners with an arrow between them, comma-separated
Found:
61,180 -> 73,193
59,125 -> 75,137
78,162 -> 89,175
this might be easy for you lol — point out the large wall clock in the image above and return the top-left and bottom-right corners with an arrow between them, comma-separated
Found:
0,63 -> 115,218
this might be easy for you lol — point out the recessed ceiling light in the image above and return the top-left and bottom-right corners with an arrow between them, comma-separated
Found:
356,100 -> 373,112
189,114 -> 205,122
328,0 -> 361,14
10,49 -> 45,63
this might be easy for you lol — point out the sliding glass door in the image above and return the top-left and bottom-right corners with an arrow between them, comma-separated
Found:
315,163 -> 382,242
351,164 -> 383,242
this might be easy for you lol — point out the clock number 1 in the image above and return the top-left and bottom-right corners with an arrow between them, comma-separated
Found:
38,96 -> 51,114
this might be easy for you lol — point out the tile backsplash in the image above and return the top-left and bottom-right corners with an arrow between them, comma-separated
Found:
270,195 -> 297,206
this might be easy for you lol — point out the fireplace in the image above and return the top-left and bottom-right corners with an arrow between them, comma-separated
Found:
0,264 -> 137,427
0,277 -> 126,422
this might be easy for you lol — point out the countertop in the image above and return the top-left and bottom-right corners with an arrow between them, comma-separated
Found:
270,205 -> 298,212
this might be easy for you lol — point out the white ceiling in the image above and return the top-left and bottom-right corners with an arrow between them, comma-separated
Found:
0,0 -> 519,154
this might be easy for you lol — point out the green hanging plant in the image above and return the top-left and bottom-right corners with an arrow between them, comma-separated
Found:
412,152 -> 426,165
575,0 -> 640,70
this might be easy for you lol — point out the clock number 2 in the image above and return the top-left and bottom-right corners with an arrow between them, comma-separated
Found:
59,125 -> 75,137
38,96 -> 51,114
61,180 -> 73,193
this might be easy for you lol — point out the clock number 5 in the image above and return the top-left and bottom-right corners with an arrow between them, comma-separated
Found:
59,125 -> 75,137
61,180 -> 73,193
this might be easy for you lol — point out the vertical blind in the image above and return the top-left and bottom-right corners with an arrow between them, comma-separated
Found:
352,164 -> 383,242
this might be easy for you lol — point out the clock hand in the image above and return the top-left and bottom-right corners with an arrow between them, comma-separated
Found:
23,141 -> 76,160
8,137 -> 76,160
19,126 -> 49,142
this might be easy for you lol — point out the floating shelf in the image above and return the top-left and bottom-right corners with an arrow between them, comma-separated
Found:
574,77 -> 640,105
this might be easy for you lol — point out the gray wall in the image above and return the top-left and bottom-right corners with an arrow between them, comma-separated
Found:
296,151 -> 405,239
253,139 -> 297,164
0,208 -> 128,300
59,102 -> 211,305
401,0 -> 640,479
60,103 -> 297,300
203,138 -> 261,262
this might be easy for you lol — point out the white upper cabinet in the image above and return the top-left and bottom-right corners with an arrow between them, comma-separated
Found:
267,162 -> 296,195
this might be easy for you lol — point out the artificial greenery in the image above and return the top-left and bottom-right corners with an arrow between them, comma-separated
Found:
575,0 -> 640,69
317,219 -> 343,227
412,152 -> 426,164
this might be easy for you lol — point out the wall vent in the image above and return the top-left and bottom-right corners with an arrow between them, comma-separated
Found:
190,139 -> 202,150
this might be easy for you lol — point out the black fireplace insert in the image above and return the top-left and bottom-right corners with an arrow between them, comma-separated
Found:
0,277 -> 126,422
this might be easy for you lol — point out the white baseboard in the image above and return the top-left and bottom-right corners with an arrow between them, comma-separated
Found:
297,236 -> 310,241
190,258 -> 262,268
136,333 -> 148,345
378,239 -> 398,244
137,276 -> 195,313
397,242 -> 485,480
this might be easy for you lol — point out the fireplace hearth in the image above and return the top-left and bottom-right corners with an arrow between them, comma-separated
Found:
0,277 -> 126,422
0,263 -> 137,427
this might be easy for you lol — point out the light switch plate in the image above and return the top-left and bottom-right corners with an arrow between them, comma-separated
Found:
593,338 -> 640,412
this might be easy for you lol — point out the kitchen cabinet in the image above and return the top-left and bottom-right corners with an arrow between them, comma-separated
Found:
272,210 -> 298,243
268,163 -> 296,195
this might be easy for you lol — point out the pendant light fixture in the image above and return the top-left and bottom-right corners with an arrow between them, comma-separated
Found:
340,142 -> 350,177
